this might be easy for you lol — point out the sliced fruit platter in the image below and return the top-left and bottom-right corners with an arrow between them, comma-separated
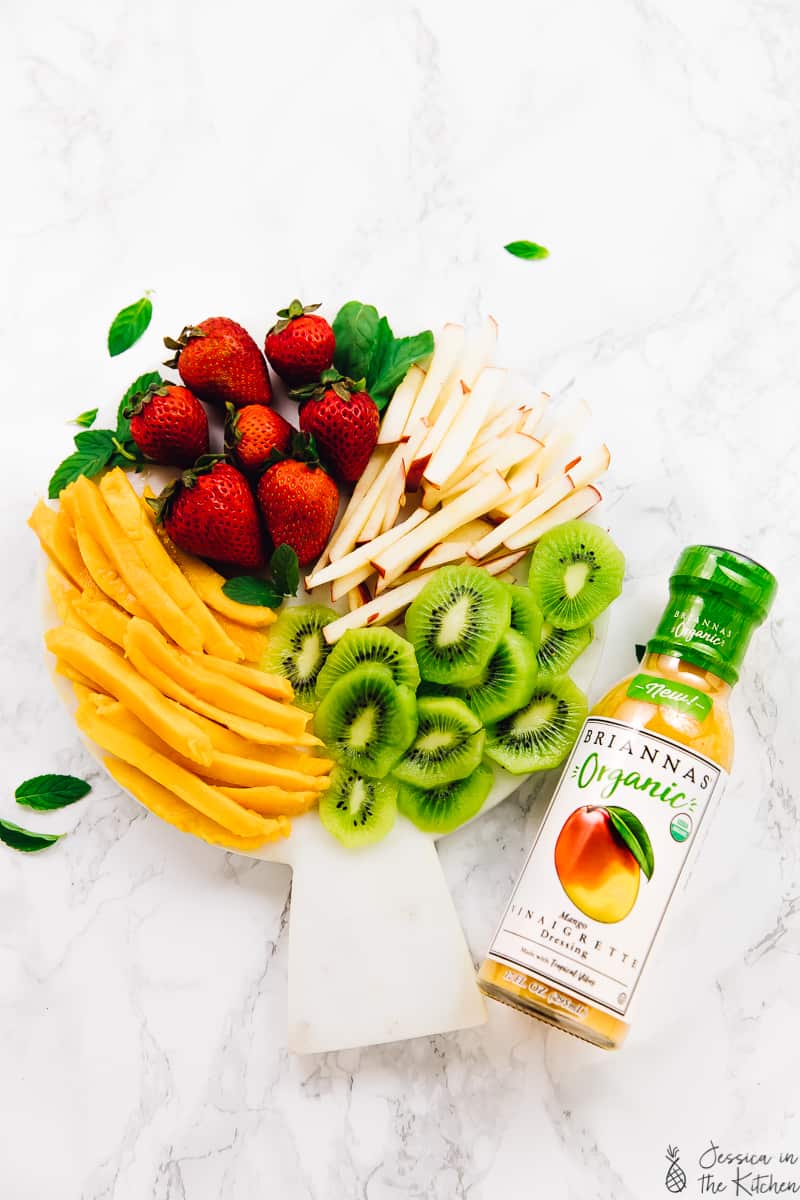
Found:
31,298 -> 624,857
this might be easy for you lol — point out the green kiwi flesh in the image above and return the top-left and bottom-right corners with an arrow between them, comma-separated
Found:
453,629 -> 538,724
405,564 -> 511,685
397,764 -> 493,835
528,520 -> 624,630
260,604 -> 338,710
505,583 -> 543,647
392,695 -> 485,787
484,674 -> 588,774
536,620 -> 593,675
315,626 -> 420,701
319,766 -> 397,848
314,662 -> 418,779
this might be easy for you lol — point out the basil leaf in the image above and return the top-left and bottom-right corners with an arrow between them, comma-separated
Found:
15,774 -> 91,811
48,445 -> 114,498
117,371 -> 162,439
504,240 -> 549,260
0,819 -> 62,853
332,302 -> 380,381
270,544 -> 300,598
606,806 -> 655,880
72,408 -> 98,428
221,576 -> 283,608
108,295 -> 153,357
369,330 -> 434,410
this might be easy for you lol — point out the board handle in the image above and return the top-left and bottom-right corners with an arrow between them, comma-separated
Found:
285,816 -> 486,1054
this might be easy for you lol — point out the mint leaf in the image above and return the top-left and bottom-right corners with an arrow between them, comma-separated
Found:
365,315 -> 394,391
369,330 -> 434,410
72,409 -> 98,428
117,371 -> 162,439
48,444 -> 114,498
0,819 -> 62,853
108,295 -> 153,357
332,301 -> 433,412
606,807 -> 655,880
221,576 -> 283,608
15,774 -> 91,812
504,240 -> 549,261
270,544 -> 300,597
332,302 -> 380,381
74,429 -> 115,456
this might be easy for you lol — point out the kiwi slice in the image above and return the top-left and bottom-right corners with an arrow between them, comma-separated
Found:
453,629 -> 538,724
315,627 -> 420,701
260,605 -> 337,710
397,764 -> 493,835
536,620 -> 593,675
484,674 -> 588,774
319,766 -> 397,848
528,520 -> 624,630
405,565 -> 511,685
505,584 -> 543,648
314,663 -> 418,778
392,695 -> 485,787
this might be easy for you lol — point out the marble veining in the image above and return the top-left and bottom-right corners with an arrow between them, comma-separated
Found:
1,0 -> 799,1195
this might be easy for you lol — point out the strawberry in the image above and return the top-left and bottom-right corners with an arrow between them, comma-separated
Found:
164,317 -> 272,409
126,382 -> 209,468
264,299 -> 335,387
256,435 -> 339,566
296,371 -> 379,483
225,402 -> 292,476
152,458 -> 265,569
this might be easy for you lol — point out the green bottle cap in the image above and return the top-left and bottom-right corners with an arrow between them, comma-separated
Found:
647,545 -> 777,685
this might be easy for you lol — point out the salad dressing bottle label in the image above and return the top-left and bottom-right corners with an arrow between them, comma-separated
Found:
487,716 -> 726,1019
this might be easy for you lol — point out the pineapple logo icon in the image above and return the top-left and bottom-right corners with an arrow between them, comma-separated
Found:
665,1145 -> 687,1193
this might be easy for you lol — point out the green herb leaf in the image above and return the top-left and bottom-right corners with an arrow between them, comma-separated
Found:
369,330 -> 434,410
606,806 -> 655,880
270,544 -> 300,597
221,576 -> 283,608
117,371 -> 162,439
73,429 -> 115,456
332,302 -> 380,382
504,240 -> 550,260
365,315 -> 394,391
72,408 -> 98,428
108,295 -> 153,357
332,301 -> 434,412
48,440 -> 115,498
0,819 -> 62,853
15,774 -> 91,811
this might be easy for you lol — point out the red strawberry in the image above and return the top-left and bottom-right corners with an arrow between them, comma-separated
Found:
256,436 -> 339,566
126,382 -> 209,468
153,458 -> 265,569
264,299 -> 335,387
225,402 -> 292,476
297,372 -> 379,483
164,317 -> 272,409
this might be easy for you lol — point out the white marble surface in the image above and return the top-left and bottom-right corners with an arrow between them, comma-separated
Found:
1,1 -> 798,1196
